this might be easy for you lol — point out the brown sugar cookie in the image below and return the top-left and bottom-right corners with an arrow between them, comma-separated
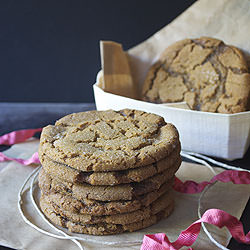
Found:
142,37 -> 250,113
40,197 -> 174,235
40,181 -> 174,216
38,159 -> 179,201
39,109 -> 180,172
40,144 -> 181,185
40,190 -> 173,225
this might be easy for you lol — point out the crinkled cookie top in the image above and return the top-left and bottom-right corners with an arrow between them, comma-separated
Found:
143,37 -> 250,113
39,109 -> 179,171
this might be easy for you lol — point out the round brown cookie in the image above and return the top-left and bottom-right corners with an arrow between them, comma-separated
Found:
38,159 -> 180,201
40,181 -> 174,216
39,109 -> 180,172
40,190 -> 173,225
142,37 -> 250,113
40,144 -> 181,185
40,198 -> 174,235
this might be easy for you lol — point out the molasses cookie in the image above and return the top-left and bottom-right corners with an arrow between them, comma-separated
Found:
39,109 -> 180,171
40,144 -> 181,185
143,37 -> 250,113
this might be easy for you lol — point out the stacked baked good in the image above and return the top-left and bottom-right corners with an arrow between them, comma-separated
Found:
38,109 -> 181,235
142,37 -> 250,113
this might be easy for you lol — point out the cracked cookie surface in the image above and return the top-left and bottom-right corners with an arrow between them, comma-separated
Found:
40,190 -> 173,225
40,181 -> 173,216
40,144 -> 180,185
39,109 -> 179,172
40,196 -> 174,235
142,37 -> 250,113
38,159 -> 179,201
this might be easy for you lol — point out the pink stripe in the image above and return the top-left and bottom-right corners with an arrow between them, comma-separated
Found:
0,128 -> 42,145
0,128 -> 42,165
174,170 -> 250,193
141,209 -> 250,250
0,152 -> 40,165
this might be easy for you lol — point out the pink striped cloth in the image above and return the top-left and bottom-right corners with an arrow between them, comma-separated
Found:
141,208 -> 250,250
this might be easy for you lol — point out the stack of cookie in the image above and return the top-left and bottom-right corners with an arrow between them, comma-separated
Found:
38,109 -> 181,235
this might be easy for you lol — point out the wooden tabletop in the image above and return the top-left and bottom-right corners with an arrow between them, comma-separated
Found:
0,103 -> 249,250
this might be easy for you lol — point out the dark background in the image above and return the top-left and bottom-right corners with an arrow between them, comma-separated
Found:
0,0 -> 197,103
